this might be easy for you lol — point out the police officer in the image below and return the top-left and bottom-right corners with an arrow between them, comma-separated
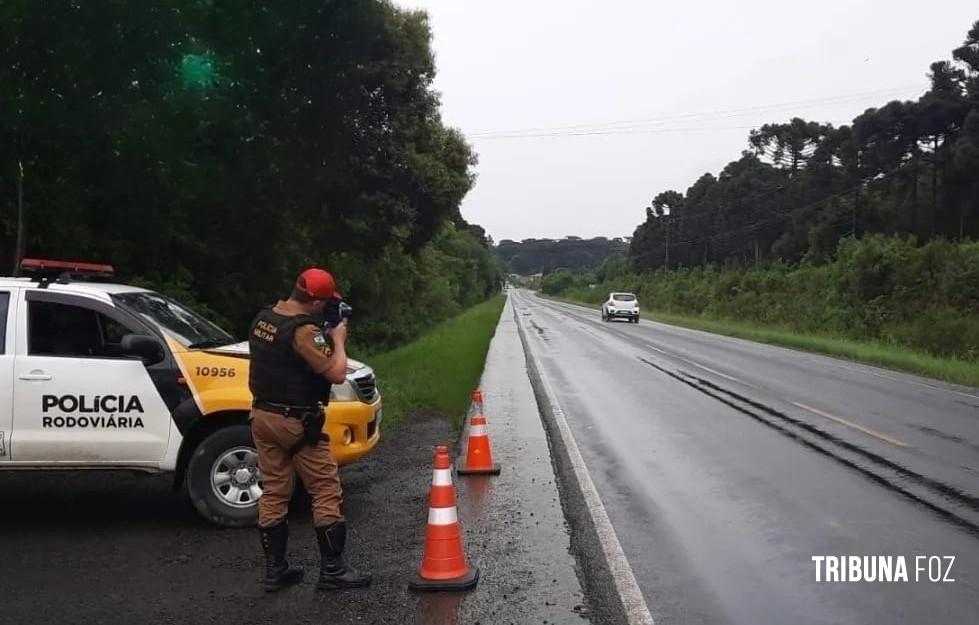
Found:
248,267 -> 371,592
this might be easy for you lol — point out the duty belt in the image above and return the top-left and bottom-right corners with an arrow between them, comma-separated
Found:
253,401 -> 321,418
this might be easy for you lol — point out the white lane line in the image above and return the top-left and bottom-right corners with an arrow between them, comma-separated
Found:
548,297 -> 979,402
520,312 -> 656,625
833,363 -> 979,401
542,298 -> 754,389
790,401 -> 911,448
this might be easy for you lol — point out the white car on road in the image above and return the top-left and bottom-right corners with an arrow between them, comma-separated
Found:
601,292 -> 640,323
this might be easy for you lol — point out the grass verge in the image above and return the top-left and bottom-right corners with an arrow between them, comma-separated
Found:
366,295 -> 506,428
547,294 -> 979,388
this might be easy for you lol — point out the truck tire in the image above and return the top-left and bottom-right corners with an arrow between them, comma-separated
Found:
187,425 -> 262,527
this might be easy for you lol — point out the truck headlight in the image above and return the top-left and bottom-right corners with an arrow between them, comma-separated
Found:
330,381 -> 359,402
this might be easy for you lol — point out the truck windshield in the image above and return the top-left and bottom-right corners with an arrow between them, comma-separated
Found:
112,291 -> 235,349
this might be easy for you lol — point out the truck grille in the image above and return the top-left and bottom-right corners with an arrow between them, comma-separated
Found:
353,373 -> 378,403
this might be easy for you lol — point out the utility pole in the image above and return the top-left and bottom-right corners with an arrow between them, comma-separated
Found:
960,202 -> 966,240
664,216 -> 671,268
852,152 -> 861,238
852,195 -> 857,237
933,138 -> 939,239
13,160 -> 25,275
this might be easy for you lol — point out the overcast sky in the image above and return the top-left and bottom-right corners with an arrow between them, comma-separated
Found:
397,1 -> 977,243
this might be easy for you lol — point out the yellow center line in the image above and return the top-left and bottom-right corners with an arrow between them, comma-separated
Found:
790,401 -> 911,448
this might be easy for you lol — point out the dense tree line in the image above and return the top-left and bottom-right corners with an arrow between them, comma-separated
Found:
551,236 -> 979,362
495,236 -> 628,274
629,21 -> 979,271
0,1 -> 500,350
538,251 -> 626,294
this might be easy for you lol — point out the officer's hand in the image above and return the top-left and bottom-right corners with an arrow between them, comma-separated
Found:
328,319 -> 348,344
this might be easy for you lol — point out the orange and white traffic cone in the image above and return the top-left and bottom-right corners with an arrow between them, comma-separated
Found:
409,445 -> 479,592
457,413 -> 501,475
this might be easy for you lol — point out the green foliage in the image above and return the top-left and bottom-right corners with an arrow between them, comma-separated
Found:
496,237 -> 628,275
629,20 -> 979,271
625,309 -> 979,388
540,267 -> 596,295
595,252 -> 628,282
367,296 -> 505,428
609,20 -> 979,375
320,222 -> 499,352
553,236 -> 979,362
540,269 -> 574,295
0,1 -> 499,351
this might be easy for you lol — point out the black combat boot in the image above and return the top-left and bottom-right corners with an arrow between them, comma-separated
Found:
259,521 -> 304,592
315,521 -> 372,590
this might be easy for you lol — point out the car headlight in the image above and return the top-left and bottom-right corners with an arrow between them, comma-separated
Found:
330,380 -> 359,402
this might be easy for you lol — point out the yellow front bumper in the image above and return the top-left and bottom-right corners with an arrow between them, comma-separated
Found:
325,398 -> 382,465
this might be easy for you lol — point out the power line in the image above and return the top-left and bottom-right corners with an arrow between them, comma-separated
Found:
631,164 -> 909,261
468,85 -> 924,139
629,105 -> 932,258
474,123 -> 766,140
473,118 -> 857,141
471,87 -> 914,135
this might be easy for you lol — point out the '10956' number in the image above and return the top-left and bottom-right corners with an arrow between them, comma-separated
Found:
196,366 -> 236,378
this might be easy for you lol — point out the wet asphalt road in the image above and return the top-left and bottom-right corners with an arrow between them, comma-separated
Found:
3,291 -> 978,625
511,289 -> 979,625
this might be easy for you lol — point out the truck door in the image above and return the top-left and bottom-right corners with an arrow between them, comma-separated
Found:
10,290 -> 172,464
0,289 -> 13,462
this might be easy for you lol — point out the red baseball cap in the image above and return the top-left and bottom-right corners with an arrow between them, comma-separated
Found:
296,268 -> 342,301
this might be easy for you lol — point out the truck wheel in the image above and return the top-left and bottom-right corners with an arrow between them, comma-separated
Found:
187,425 -> 261,528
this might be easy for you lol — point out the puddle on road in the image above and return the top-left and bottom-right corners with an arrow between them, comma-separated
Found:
414,591 -> 465,625
456,474 -> 494,521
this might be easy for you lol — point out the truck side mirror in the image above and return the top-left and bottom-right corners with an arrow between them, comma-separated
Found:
121,334 -> 165,366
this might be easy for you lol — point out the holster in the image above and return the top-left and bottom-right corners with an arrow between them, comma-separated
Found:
288,406 -> 328,455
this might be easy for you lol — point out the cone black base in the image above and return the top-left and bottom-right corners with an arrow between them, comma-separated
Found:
408,566 -> 479,592
456,463 -> 501,475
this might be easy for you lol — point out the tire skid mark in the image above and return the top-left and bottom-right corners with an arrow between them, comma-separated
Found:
638,356 -> 979,538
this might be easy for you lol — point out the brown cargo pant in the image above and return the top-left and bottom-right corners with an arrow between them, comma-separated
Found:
250,408 -> 343,527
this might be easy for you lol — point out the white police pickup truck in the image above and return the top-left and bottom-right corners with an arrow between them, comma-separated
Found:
0,259 -> 382,526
